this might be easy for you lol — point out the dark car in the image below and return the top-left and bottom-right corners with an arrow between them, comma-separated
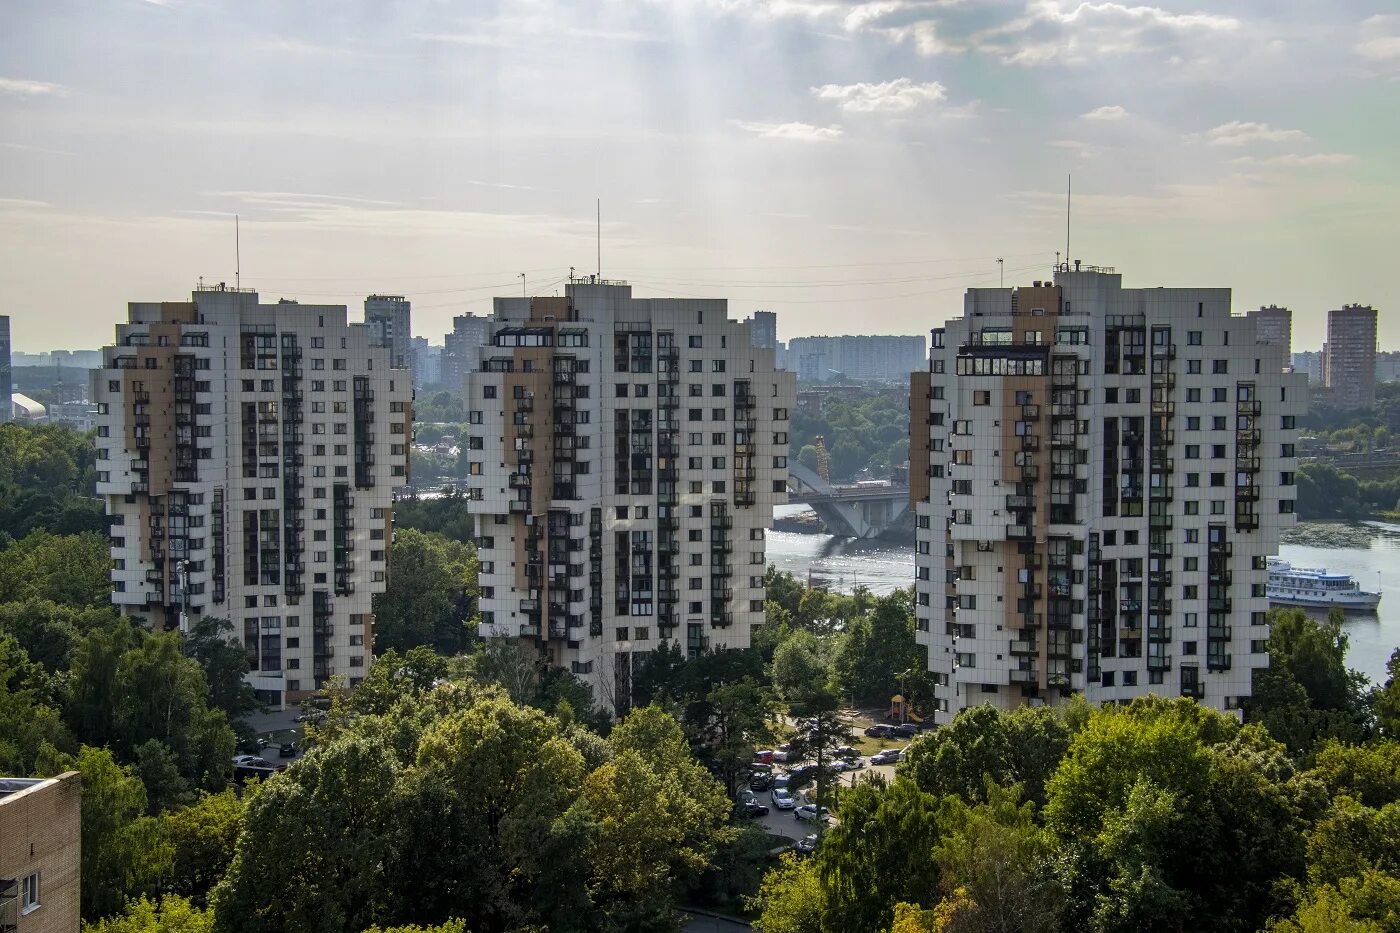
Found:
864,724 -> 894,738
278,742 -> 297,758
749,772 -> 773,791
737,798 -> 770,818
892,723 -> 919,739
794,833 -> 819,855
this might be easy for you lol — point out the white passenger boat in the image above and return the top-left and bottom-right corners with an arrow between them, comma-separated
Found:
1266,558 -> 1381,612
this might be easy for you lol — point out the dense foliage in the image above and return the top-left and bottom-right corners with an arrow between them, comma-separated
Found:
748,608 -> 1400,933
790,387 -> 909,482
1295,462 -> 1400,520
371,527 -> 479,655
0,422 -> 106,539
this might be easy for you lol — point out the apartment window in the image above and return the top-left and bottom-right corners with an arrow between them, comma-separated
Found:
1280,499 -> 1296,514
711,383 -> 725,397
712,480 -> 726,493
1185,529 -> 1199,543
1210,473 -> 1225,487
1186,389 -> 1201,403
713,360 -> 726,373
484,385 -> 497,399
21,871 -> 39,914
1187,360 -> 1202,374
688,432 -> 703,445
711,456 -> 726,469
711,408 -> 726,421
689,360 -> 702,372
1188,331 -> 1202,346
1185,445 -> 1200,459
1212,388 -> 1227,402
1211,500 -> 1226,515
1123,671 -> 1138,687
689,336 -> 702,348
688,408 -> 702,422
1212,360 -> 1228,374
1212,444 -> 1226,459
1213,416 -> 1227,430
1125,389 -> 1141,404
1281,415 -> 1296,429
1186,417 -> 1200,430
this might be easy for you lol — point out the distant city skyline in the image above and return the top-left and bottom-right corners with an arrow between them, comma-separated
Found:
2,1 -> 1397,352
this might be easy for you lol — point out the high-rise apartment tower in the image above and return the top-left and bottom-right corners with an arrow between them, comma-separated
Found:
1323,304 -> 1378,410
464,277 -> 794,711
910,266 -> 1305,725
442,313 -> 492,392
92,285 -> 412,707
1247,305 -> 1291,357
364,295 -> 413,374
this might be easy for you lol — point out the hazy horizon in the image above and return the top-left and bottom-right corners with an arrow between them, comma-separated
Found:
3,0 -> 1397,353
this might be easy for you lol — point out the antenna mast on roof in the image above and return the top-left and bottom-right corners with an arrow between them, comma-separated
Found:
597,198 -> 601,279
1065,175 -> 1072,271
235,214 -> 241,290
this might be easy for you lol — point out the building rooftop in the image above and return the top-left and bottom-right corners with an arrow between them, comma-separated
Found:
0,777 -> 48,801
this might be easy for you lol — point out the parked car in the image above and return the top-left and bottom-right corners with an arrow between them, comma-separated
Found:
232,754 -> 261,767
795,804 -> 831,823
834,745 -> 859,759
754,749 -> 776,764
749,762 -> 774,775
771,788 -> 797,810
892,723 -> 919,739
864,724 -> 894,738
278,742 -> 297,758
842,756 -> 866,771
870,748 -> 901,766
294,711 -> 326,724
737,797 -> 770,818
794,833 -> 819,855
772,774 -> 791,791
749,772 -> 773,791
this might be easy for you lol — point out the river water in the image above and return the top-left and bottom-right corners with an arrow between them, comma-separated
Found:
766,507 -> 1400,684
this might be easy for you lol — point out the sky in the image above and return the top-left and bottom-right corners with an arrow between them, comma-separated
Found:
1,0 -> 1397,352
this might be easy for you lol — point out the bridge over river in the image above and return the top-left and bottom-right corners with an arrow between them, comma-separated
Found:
785,462 -> 911,539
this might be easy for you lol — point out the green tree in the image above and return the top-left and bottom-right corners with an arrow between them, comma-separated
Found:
788,686 -> 857,817
813,776 -> 943,933
39,744 -> 173,920
0,632 -> 71,774
835,588 -> 921,705
752,854 -> 826,933
181,617 -> 257,724
702,677 -> 777,797
210,736 -> 406,933
373,528 -> 479,654
0,529 -> 112,607
903,705 -> 1072,810
773,630 -> 830,701
134,739 -> 194,814
83,895 -> 213,933
1375,649 -> 1400,738
159,789 -> 245,904
932,784 -> 1064,933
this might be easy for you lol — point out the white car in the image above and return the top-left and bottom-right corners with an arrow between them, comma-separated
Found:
794,804 -> 831,823
232,755 -> 260,767
771,788 -> 796,810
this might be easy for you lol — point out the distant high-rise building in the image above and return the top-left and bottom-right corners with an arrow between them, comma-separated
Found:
786,334 -> 926,383
910,266 -> 1304,725
0,316 -> 10,423
464,277 -> 793,712
1376,351 -> 1400,384
92,285 -> 412,707
442,313 -> 492,392
364,295 -> 413,374
747,310 -> 778,350
1291,351 -> 1325,385
1247,305 -> 1291,357
1323,304 -> 1378,410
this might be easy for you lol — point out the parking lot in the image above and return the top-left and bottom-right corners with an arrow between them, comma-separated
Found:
741,757 -> 900,843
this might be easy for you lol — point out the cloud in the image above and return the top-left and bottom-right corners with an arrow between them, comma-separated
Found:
843,0 -> 1241,66
1205,121 -> 1310,147
1356,17 -> 1400,62
0,78 -> 67,97
732,120 -> 844,141
0,141 -> 76,157
812,78 -> 947,112
1082,104 -> 1127,120
0,198 -> 52,209
1049,139 -> 1104,158
207,191 -> 405,208
1231,153 -> 1356,167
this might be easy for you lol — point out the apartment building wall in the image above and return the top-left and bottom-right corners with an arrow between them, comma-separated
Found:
364,295 -> 413,374
1247,305 -> 1291,358
912,267 -> 1305,725
442,314 -> 491,391
0,772 -> 81,933
92,286 -> 412,707
0,317 -> 11,425
465,279 -> 794,712
1324,304 -> 1378,410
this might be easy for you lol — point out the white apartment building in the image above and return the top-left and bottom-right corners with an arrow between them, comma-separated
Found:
910,265 -> 1306,725
92,285 -> 412,707
464,278 -> 794,711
